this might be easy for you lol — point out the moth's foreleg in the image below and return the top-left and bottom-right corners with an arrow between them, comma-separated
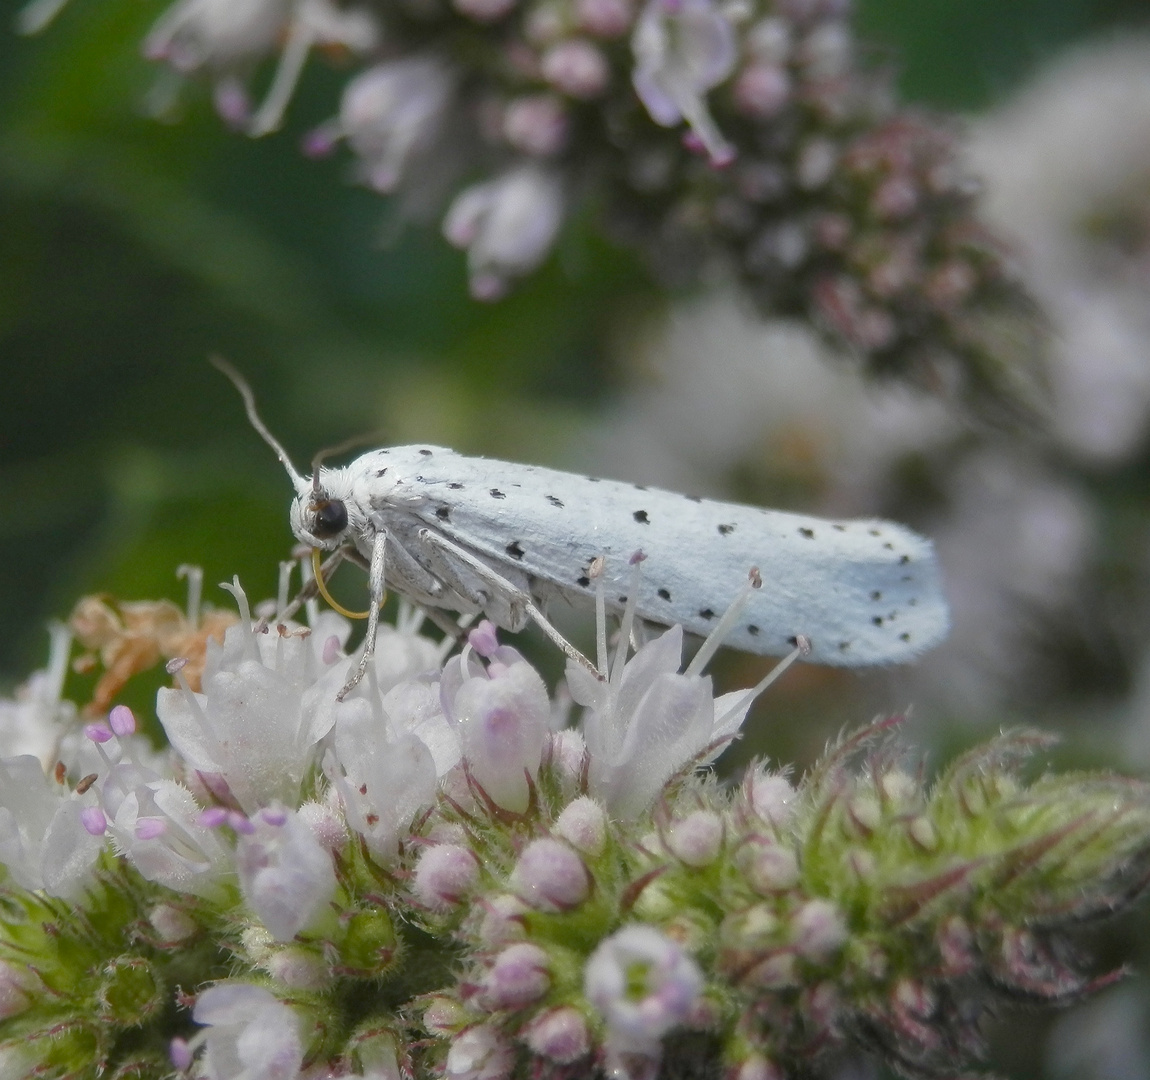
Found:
275,547 -> 349,625
337,530 -> 387,701
415,528 -> 599,677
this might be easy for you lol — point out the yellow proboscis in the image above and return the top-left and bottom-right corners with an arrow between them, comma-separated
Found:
311,548 -> 384,620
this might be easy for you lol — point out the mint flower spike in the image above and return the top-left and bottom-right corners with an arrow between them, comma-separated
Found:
631,0 -> 737,164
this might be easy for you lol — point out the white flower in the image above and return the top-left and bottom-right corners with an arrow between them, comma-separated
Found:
328,704 -> 438,861
567,624 -> 757,820
155,581 -> 345,813
584,924 -> 703,1055
190,983 -> 304,1080
235,806 -> 337,941
443,165 -> 565,300
0,623 -> 75,768
310,57 -> 456,194
0,755 -> 104,900
144,0 -> 378,135
631,0 -> 736,163
444,1024 -> 515,1080
99,763 -> 232,898
441,646 -> 551,812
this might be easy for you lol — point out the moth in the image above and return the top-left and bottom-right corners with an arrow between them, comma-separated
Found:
216,361 -> 949,699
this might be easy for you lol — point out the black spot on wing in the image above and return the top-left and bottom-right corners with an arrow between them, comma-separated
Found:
718,523 -> 735,535
435,506 -> 451,521
699,608 -> 716,620
490,489 -> 506,499
748,624 -> 760,636
633,510 -> 650,524
576,575 -> 591,588
546,495 -> 564,508
899,632 -> 911,642
506,541 -> 525,560
419,449 -> 433,456
899,554 -> 911,564
871,591 -> 882,601
375,468 -> 388,478
798,527 -> 815,539
833,524 -> 846,531
872,616 -> 884,626
685,494 -> 702,503
634,484 -> 648,491
448,482 -> 464,490
657,588 -> 672,601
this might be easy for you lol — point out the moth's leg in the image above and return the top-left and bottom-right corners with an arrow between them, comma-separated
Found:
275,548 -> 349,625
415,528 -> 599,676
337,530 -> 387,701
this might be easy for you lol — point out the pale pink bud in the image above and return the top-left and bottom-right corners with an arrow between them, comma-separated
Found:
510,838 -> 589,911
296,799 -> 347,852
666,810 -> 723,867
503,94 -> 570,156
481,942 -> 551,1008
733,64 -> 790,118
148,903 -> 198,943
742,839 -> 799,893
541,39 -> 610,98
423,995 -> 471,1035
576,0 -> 633,37
265,947 -> 330,990
521,1006 -> 592,1062
477,893 -> 529,945
795,137 -> 837,190
747,770 -> 797,829
735,1055 -> 785,1080
413,843 -> 480,911
445,1024 -> 515,1080
554,796 -> 607,856
791,899 -> 847,960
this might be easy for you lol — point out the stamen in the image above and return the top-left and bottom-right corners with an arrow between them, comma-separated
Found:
611,551 -> 646,692
686,566 -> 761,677
219,577 -> 260,663
248,18 -> 317,137
167,659 -> 228,764
714,635 -> 811,730
589,555 -> 608,678
44,620 -> 72,705
297,547 -> 321,628
177,564 -> 203,629
276,560 -> 294,621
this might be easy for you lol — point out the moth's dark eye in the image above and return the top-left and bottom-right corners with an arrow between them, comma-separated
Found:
311,500 -> 348,539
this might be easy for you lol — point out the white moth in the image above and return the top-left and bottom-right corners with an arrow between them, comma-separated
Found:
216,361 -> 949,699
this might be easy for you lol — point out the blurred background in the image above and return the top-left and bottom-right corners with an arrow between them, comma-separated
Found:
2,1 -> 1150,1075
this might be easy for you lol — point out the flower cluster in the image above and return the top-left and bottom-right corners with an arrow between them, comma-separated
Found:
1,561 -> 1148,1080
20,0 -> 1040,411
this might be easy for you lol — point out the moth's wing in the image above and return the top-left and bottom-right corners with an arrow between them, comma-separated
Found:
404,456 -> 949,667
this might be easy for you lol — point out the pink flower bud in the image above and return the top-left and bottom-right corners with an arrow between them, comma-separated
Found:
742,838 -> 799,893
554,796 -> 607,856
503,94 -> 570,156
148,903 -> 198,943
747,770 -> 797,829
521,1006 -> 592,1062
576,0 -> 633,37
541,39 -> 610,98
413,843 -> 481,911
666,810 -> 723,866
733,64 -> 790,118
510,838 -> 590,911
791,899 -> 847,960
445,1023 -> 515,1080
481,942 -> 551,1008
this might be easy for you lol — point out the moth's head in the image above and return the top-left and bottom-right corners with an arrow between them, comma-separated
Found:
290,470 -> 354,551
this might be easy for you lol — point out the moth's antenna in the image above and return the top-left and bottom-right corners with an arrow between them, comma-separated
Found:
312,431 -> 385,491
211,356 -> 307,491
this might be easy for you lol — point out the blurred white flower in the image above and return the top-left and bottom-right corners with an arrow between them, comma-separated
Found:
584,924 -> 703,1065
968,37 -> 1150,464
0,755 -> 103,900
443,165 -> 565,299
0,623 -> 75,768
235,805 -> 337,941
631,0 -> 737,163
308,57 -> 457,194
190,983 -> 304,1080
